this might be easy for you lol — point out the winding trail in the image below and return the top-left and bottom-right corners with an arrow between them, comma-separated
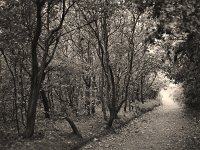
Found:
81,84 -> 200,150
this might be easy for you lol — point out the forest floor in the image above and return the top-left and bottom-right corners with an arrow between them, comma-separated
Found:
0,99 -> 160,150
81,85 -> 200,150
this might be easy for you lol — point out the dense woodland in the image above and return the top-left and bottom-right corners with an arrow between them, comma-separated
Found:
0,0 -> 199,145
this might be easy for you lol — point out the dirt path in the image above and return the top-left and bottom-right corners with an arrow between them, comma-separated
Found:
81,85 -> 200,150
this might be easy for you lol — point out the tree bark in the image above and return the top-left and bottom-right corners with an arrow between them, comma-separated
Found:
20,64 -> 25,126
124,47 -> 134,112
23,0 -> 75,138
107,105 -> 116,128
23,0 -> 45,138
100,71 -> 107,120
83,76 -> 91,115
40,90 -> 50,118
136,83 -> 140,101
24,82 -> 41,137
140,75 -> 144,104
91,76 -> 96,114
107,65 -> 117,127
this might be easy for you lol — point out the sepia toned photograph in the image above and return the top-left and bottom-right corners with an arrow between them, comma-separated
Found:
0,0 -> 200,149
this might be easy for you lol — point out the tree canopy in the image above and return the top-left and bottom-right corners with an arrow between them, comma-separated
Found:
0,0 -> 199,141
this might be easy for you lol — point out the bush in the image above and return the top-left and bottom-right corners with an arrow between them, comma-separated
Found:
138,100 -> 160,113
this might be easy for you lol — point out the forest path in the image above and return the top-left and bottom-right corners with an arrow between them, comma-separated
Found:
81,84 -> 200,150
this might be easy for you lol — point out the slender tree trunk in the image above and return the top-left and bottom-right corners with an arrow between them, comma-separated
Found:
136,83 -> 140,101
124,101 -> 127,112
47,72 -> 51,110
91,76 -> 96,114
49,72 -> 54,113
23,0 -> 45,138
100,70 -> 107,120
102,3 -> 117,127
107,65 -> 117,127
140,75 -> 144,104
13,61 -> 20,134
85,85 -> 90,115
20,64 -> 25,126
50,87 -> 54,112
123,37 -> 134,112
65,116 -> 82,138
83,75 -> 91,115
24,77 -> 41,137
40,90 -> 50,118
107,102 -> 116,128
128,100 -> 133,111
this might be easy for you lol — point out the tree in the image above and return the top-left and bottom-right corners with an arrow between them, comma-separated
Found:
23,0 -> 78,138
0,0 -> 170,140
76,0 -> 161,127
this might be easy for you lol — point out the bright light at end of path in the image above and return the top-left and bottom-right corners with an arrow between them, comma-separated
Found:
159,84 -> 179,109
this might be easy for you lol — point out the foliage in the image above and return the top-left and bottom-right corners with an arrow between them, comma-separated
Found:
0,0 -> 166,141
156,0 -> 200,106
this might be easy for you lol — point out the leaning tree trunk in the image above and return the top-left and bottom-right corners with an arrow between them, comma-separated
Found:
65,116 -> 82,138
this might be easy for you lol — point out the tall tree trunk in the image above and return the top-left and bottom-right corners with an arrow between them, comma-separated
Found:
124,100 -> 128,112
136,83 -> 140,101
91,76 -> 96,114
85,85 -> 90,115
47,72 -> 53,112
140,75 -> 144,104
24,77 -> 41,137
100,71 -> 107,120
107,102 -> 116,128
23,0 -> 45,138
128,99 -> 132,111
40,90 -> 50,118
83,75 -> 91,115
102,1 -> 117,127
123,49 -> 134,112
20,64 -> 25,126
13,61 -> 20,134
107,65 -> 117,128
